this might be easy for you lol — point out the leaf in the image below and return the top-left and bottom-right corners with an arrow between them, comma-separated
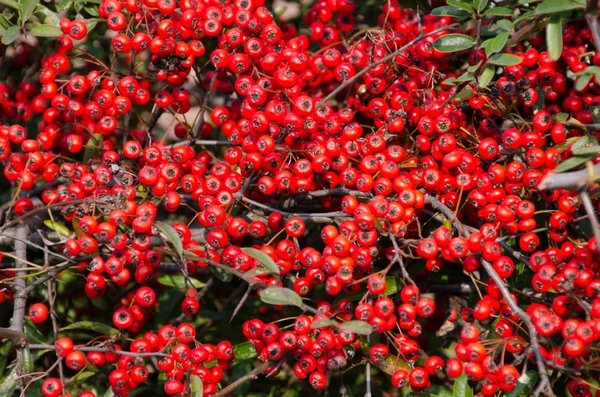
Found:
209,266 -> 233,282
24,319 -> 47,344
36,6 -> 60,26
455,87 -> 474,102
61,321 -> 117,335
479,66 -> 495,89
155,221 -> 183,260
593,106 -> 600,124
84,134 -> 103,162
453,373 -> 473,397
233,341 -> 257,364
43,220 -> 71,237
554,154 -> 596,173
490,31 -> 509,53
487,53 -> 522,66
495,19 -> 513,32
446,0 -> 474,13
433,34 -> 476,52
483,6 -> 512,15
56,0 -> 73,12
505,371 -> 538,397
0,342 -> 10,379
103,389 -> 115,397
311,318 -> 339,329
30,24 -> 62,37
22,348 -> 32,372
554,112 -> 569,123
259,287 -> 303,309
534,0 -> 584,14
473,0 -> 488,13
572,145 -> 600,156
1,25 -> 18,45
0,0 -> 18,9
431,6 -> 471,17
0,368 -> 18,397
407,385 -> 453,397
340,320 -> 373,335
191,375 -> 203,397
242,247 -> 280,276
546,15 -> 563,61
575,73 -> 593,91
157,274 -> 205,289
19,0 -> 37,23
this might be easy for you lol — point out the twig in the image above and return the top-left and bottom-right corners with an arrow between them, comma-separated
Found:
192,70 -> 220,140
230,284 -> 252,322
238,196 -> 349,222
538,163 -> 600,191
28,344 -> 169,358
579,190 -> 600,250
385,220 -> 415,286
11,224 -> 28,375
212,360 -> 273,397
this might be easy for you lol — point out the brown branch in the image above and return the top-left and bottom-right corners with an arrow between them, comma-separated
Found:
538,163 -> 600,191
237,196 -> 350,222
192,70 -> 220,140
212,360 -> 273,397
28,344 -> 169,358
11,224 -> 28,376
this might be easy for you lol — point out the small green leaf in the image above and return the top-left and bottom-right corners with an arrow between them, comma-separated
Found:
433,34 -> 476,52
1,25 -> 18,45
242,247 -> 280,276
311,318 -> 339,329
533,88 -> 546,112
572,145 -> 600,156
490,31 -> 509,53
61,321 -> 117,335
495,19 -> 513,32
575,73 -> 593,91
155,221 -> 183,260
554,112 -> 569,123
483,6 -> 512,15
0,368 -> 18,397
157,274 -> 205,289
455,87 -> 474,102
442,77 -> 457,86
30,24 -> 62,37
56,0 -> 73,12
534,0 -> 584,14
22,348 -> 32,372
36,6 -> 60,25
487,53 -> 522,66
0,342 -> 10,379
554,154 -> 596,173
43,220 -> 71,237
0,0 -> 18,9
233,341 -> 257,364
546,15 -> 563,61
431,6 -> 471,17
103,388 -> 115,397
446,0 -> 474,13
473,0 -> 488,13
191,375 -> 203,397
479,66 -> 495,89
592,106 -> 600,124
259,287 -> 303,309
453,373 -> 473,397
19,0 -> 37,23
456,73 -> 475,82
340,320 -> 373,335
505,371 -> 538,397
84,134 -> 103,162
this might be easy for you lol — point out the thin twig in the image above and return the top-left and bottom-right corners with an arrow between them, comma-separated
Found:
212,360 -> 273,397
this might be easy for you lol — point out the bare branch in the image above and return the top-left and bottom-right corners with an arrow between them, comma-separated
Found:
538,163 -> 600,191
212,360 -> 273,397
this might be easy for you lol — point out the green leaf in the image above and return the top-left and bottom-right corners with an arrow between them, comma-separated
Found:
431,6 -> 471,18
572,145 -> 600,156
456,73 -> 475,82
209,266 -> 233,283
30,24 -> 62,37
546,15 -> 563,61
157,274 -> 205,289
455,87 -> 474,102
232,341 -> 257,364
496,19 -> 513,32
259,287 -> 304,309
534,0 -> 584,14
433,34 -> 476,52
505,371 -> 538,397
56,0 -> 73,12
442,77 -> 457,86
554,154 -> 596,173
22,348 -> 32,372
1,25 -> 18,45
43,220 -> 71,237
61,321 -> 117,335
36,6 -> 60,26
592,106 -> 600,124
19,0 -> 37,23
311,318 -> 339,329
575,73 -> 593,91
487,53 -> 522,66
24,319 -> 47,345
407,385 -> 453,397
83,5 -> 99,16
0,368 -> 18,397
473,0 -> 487,13
191,375 -> 203,397
446,0 -> 474,13
155,221 -> 183,260
242,247 -> 280,276
479,66 -> 495,89
0,342 -> 10,379
84,134 -> 103,162
0,0 -> 18,9
453,373 -> 473,397
554,112 -> 569,123
483,6 -> 512,15
490,31 -> 509,53
103,388 -> 115,397
340,320 -> 373,335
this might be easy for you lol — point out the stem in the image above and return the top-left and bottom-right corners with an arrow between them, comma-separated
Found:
212,360 -> 273,397
193,70 -> 220,140
11,224 -> 29,375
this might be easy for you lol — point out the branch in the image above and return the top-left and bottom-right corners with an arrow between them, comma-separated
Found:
316,23 -> 459,107
192,70 -> 220,140
0,327 -> 27,347
28,344 -> 169,358
538,163 -> 600,191
237,196 -> 350,222
11,224 -> 28,375
212,360 -> 273,397
579,190 -> 600,250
